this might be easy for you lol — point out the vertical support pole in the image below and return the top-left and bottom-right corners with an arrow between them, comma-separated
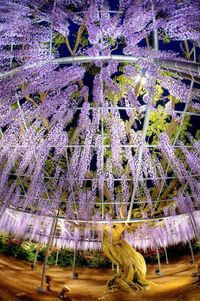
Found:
152,4 -> 159,51
55,249 -> 59,266
65,147 -> 77,214
33,240 -> 41,270
189,211 -> 200,241
100,21 -> 105,220
10,43 -> 14,67
193,44 -> 196,63
127,106 -> 151,222
117,265 -> 120,274
156,247 -> 162,275
72,244 -> 77,277
101,108 -> 105,220
72,228 -> 78,278
188,241 -> 195,264
49,29 -> 53,55
49,1 -> 57,55
164,247 -> 169,264
40,216 -> 57,288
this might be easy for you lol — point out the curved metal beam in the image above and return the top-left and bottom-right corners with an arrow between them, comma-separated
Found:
5,206 -> 200,225
0,55 -> 199,79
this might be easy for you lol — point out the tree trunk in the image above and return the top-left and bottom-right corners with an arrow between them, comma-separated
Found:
102,224 -> 152,292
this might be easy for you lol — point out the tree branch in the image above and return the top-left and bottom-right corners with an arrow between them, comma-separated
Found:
65,23 -> 85,56
20,82 -> 38,107
65,36 -> 74,56
72,23 -> 85,56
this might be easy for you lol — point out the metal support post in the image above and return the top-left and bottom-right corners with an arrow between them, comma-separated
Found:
164,247 -> 169,264
72,228 -> 78,279
188,241 -> 195,264
33,241 -> 40,270
55,249 -> 59,266
127,105 -> 151,221
40,216 -> 57,288
156,247 -> 162,275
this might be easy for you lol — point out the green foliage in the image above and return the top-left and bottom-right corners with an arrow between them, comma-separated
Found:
147,110 -> 170,144
72,31 -> 89,47
21,241 -> 37,262
0,233 -> 198,269
160,70 -> 174,77
118,63 -> 129,73
115,74 -> 135,99
192,241 -> 200,253
76,252 -> 89,266
0,233 -> 112,268
84,63 -> 101,76
172,115 -> 192,144
26,252 -> 36,262
0,233 -> 10,253
71,90 -> 80,100
37,245 -> 46,261
0,234 -> 38,262
0,233 -> 9,245
144,253 -> 165,264
11,102 -> 19,109
153,84 -> 164,104
47,253 -> 56,265
106,89 -> 120,104
44,159 -> 55,174
106,37 -> 117,47
195,130 -> 200,140
57,249 -> 87,267
86,253 -> 111,268
15,178 -> 29,190
54,31 -> 89,52
162,34 -> 171,44
54,34 -> 66,47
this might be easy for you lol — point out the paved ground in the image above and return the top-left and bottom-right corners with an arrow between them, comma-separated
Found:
0,253 -> 199,301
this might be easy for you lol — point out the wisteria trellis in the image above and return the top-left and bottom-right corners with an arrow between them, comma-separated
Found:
0,0 -> 200,247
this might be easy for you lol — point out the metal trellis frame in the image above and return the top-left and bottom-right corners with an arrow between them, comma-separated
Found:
1,15 -> 199,226
8,187 -> 199,206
